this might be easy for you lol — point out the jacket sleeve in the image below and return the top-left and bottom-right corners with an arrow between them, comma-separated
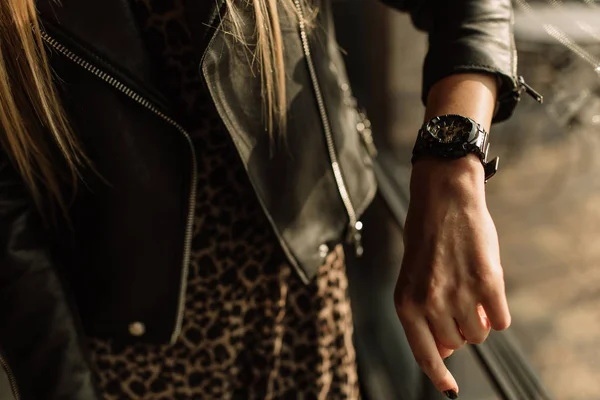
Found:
381,0 -> 520,122
0,153 -> 99,399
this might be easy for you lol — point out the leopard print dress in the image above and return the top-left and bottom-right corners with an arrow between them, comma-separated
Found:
87,1 -> 360,399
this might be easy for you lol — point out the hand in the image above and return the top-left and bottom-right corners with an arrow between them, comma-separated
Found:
394,154 -> 511,397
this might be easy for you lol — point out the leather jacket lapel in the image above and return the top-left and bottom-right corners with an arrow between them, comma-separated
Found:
37,0 -> 179,111
37,0 -> 154,83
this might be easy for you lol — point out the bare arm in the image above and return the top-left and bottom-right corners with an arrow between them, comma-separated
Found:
425,73 -> 497,129
395,73 -> 511,398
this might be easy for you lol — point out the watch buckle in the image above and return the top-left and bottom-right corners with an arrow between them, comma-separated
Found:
484,157 -> 500,183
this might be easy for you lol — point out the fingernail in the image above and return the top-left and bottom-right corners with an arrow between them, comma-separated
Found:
444,389 -> 458,399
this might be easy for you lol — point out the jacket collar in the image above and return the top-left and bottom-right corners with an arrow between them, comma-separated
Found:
37,0 -> 157,87
36,0 -> 223,110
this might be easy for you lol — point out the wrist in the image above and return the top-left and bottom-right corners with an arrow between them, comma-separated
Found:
411,154 -> 486,197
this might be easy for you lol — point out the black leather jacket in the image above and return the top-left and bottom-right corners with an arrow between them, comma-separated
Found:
0,0 -> 523,398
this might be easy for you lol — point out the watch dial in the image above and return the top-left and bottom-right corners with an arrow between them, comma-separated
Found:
428,116 -> 473,143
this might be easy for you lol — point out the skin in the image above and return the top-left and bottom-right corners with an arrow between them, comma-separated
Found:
395,73 -> 512,396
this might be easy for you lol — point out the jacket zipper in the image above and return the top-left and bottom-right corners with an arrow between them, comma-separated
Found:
0,355 -> 20,400
293,0 -> 364,257
40,31 -> 197,345
517,76 -> 543,103
508,6 -> 543,104
497,75 -> 543,104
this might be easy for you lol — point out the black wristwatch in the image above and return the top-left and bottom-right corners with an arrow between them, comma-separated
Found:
411,114 -> 499,182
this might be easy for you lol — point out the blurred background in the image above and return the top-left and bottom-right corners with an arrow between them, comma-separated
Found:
332,0 -> 600,399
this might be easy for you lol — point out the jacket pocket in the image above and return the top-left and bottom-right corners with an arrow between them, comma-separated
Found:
0,353 -> 19,400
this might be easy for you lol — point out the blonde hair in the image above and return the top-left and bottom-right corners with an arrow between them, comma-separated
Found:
0,0 -> 306,218
0,0 -> 88,219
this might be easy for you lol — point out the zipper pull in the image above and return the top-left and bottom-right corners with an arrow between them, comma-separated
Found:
518,76 -> 543,104
347,220 -> 364,257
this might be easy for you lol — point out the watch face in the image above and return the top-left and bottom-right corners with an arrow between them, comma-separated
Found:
427,115 -> 474,144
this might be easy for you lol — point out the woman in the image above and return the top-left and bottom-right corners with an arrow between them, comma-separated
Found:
0,0 -> 530,399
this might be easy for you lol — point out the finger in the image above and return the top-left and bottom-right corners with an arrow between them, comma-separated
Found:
402,316 -> 459,395
479,281 -> 511,331
427,316 -> 467,350
478,303 -> 491,329
437,342 -> 455,359
456,303 -> 491,344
